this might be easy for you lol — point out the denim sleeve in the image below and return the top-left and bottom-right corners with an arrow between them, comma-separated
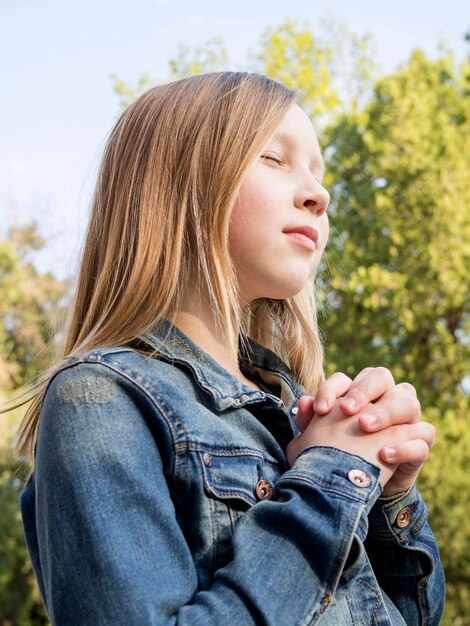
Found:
365,485 -> 446,625
35,363 -> 383,626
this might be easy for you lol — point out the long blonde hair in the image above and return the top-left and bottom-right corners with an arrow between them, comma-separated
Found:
16,71 -> 324,465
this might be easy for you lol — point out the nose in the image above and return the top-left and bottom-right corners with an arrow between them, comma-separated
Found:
294,175 -> 330,217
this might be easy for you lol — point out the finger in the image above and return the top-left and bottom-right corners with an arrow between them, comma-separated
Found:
358,396 -> 422,431
380,438 -> 430,465
313,373 -> 352,414
340,367 -> 395,415
382,459 -> 425,497
389,381 -> 418,399
382,421 -> 436,452
352,367 -> 375,383
294,395 -> 315,432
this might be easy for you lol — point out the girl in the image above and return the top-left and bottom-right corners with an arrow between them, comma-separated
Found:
17,72 -> 444,624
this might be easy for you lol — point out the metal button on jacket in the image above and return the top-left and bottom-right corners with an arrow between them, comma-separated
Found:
202,452 -> 212,467
347,469 -> 371,488
396,507 -> 412,528
255,479 -> 274,501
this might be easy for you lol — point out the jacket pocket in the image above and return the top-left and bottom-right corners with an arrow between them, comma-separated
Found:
199,448 -> 281,569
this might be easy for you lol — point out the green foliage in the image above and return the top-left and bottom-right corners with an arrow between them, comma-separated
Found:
0,224 -> 67,625
167,36 -> 229,81
0,225 -> 68,390
2,21 -> 469,626
112,18 -> 377,126
420,399 -> 470,626
112,36 -> 228,109
0,454 -> 48,626
321,50 -> 470,400
0,399 -> 51,625
319,50 -> 470,625
257,18 -> 377,121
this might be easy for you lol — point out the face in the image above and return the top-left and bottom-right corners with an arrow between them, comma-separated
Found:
229,103 -> 330,303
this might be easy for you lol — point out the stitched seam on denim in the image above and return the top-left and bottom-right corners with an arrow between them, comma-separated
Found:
417,570 -> 434,624
356,578 -> 381,624
196,449 -> 277,504
95,360 -> 184,439
207,494 -> 218,571
239,360 -> 300,397
204,489 -> 256,506
357,516 -> 368,541
176,443 -> 277,467
281,472 -> 374,503
61,360 -> 183,479
372,502 -> 428,542
394,514 -> 429,546
299,508 -> 363,625
158,353 -> 268,404
175,443 -> 285,473
369,511 -> 428,541
175,443 -> 264,456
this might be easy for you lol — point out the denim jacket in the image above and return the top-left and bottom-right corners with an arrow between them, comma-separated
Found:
21,320 -> 445,625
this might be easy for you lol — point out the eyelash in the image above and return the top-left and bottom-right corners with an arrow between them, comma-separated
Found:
261,153 -> 283,165
261,153 -> 324,183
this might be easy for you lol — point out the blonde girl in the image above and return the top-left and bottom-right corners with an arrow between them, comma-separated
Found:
17,72 -> 444,625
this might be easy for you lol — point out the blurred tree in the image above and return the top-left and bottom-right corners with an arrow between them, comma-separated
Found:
0,225 -> 68,390
257,18 -> 377,122
3,20 -> 469,626
0,224 -> 67,625
321,49 -> 470,402
0,451 -> 48,626
112,36 -> 229,109
320,49 -> 470,623
111,18 -> 376,124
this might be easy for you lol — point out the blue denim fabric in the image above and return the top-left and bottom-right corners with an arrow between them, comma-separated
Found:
21,320 -> 445,625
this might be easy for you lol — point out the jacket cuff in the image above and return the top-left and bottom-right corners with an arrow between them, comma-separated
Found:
288,446 -> 382,541
367,484 -> 428,543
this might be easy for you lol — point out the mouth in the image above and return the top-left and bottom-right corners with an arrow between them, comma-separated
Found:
283,226 -> 319,251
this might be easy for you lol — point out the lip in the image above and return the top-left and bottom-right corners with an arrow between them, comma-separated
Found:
283,225 -> 319,251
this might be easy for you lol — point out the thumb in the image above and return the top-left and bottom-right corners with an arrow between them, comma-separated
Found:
294,395 -> 315,432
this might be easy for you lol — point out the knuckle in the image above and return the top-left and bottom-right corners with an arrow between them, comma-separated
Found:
324,372 -> 351,389
334,372 -> 352,386
417,440 -> 430,460
350,384 -> 370,401
329,372 -> 346,381
395,382 -> 418,398
408,397 -> 422,418
415,422 -> 435,445
356,367 -> 374,379
375,366 -> 395,385
425,423 -> 436,445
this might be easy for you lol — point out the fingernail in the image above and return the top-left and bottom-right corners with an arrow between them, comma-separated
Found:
361,413 -> 377,427
342,398 -> 356,411
315,400 -> 328,412
384,446 -> 396,460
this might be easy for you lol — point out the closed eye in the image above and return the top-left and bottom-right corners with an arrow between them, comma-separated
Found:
261,153 -> 283,165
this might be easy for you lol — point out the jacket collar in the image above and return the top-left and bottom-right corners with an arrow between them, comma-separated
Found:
144,319 -> 304,413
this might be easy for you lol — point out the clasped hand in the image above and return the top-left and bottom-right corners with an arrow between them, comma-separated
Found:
286,368 -> 435,497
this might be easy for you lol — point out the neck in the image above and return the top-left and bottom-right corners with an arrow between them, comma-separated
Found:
170,284 -> 259,390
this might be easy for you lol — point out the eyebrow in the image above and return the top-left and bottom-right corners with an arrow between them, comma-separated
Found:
273,132 -> 325,174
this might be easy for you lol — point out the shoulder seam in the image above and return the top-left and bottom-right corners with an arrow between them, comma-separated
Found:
45,359 -> 180,461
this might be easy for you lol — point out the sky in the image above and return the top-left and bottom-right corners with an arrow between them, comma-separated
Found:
1,0 -> 468,277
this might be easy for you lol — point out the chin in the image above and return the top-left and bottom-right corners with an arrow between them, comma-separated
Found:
260,280 -> 308,301
240,267 -> 313,302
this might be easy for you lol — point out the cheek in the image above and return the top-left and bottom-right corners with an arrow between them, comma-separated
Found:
229,189 -> 273,254
318,214 -> 329,253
